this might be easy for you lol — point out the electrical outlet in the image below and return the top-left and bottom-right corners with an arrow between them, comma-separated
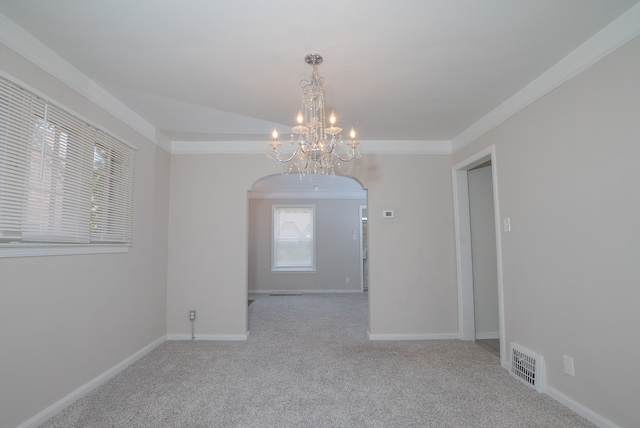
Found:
563,355 -> 575,377
345,276 -> 350,284
189,310 -> 196,321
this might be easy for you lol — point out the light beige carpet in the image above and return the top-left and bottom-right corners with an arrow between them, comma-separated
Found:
41,293 -> 593,427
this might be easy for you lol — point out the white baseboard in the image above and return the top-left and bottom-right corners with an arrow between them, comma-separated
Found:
249,289 -> 363,294
167,334 -> 248,341
368,333 -> 459,341
17,335 -> 166,428
501,355 -> 616,427
545,386 -> 620,428
475,331 -> 500,339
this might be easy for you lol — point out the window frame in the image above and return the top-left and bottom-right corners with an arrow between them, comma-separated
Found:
271,204 -> 316,272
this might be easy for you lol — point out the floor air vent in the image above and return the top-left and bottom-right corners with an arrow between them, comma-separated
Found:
510,343 -> 545,393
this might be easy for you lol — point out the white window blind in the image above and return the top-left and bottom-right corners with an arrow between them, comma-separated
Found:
91,131 -> 135,243
0,75 -> 135,246
272,205 -> 315,271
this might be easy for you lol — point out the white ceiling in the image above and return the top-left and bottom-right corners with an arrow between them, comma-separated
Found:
0,0 -> 639,150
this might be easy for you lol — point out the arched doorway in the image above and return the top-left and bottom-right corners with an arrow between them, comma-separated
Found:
247,174 -> 368,331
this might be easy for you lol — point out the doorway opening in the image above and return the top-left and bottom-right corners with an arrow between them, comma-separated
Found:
247,174 -> 369,332
452,146 -> 506,366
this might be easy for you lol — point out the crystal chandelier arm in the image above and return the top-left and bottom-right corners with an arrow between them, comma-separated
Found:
334,148 -> 357,162
272,146 -> 300,163
324,143 -> 335,154
335,131 -> 361,161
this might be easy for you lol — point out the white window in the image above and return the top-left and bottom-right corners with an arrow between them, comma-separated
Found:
272,205 -> 315,272
0,75 -> 135,256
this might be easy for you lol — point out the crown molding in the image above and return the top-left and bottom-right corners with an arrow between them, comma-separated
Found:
171,139 -> 452,155
0,12 -> 159,147
154,132 -> 173,153
171,141 -> 267,155
451,3 -> 640,153
358,140 -> 451,155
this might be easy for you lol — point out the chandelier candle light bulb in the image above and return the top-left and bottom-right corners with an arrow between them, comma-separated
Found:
292,111 -> 308,136
267,53 -> 361,177
269,129 -> 282,149
326,111 -> 342,136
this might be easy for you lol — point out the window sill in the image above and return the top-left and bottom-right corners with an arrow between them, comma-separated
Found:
0,243 -> 131,258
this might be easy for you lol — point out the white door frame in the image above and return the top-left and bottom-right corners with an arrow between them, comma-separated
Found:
452,145 -> 507,366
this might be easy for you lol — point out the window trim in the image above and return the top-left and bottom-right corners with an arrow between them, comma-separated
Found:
271,204 -> 316,272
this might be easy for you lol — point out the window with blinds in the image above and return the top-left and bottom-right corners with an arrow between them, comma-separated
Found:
0,75 -> 135,249
272,205 -> 315,272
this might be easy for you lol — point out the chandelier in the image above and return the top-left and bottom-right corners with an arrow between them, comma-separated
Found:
267,53 -> 361,177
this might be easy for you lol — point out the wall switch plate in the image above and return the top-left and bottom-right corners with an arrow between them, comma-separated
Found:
563,355 -> 575,377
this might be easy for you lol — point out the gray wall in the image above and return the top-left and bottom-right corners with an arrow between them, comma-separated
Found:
167,153 -> 458,339
0,42 -> 170,428
248,197 -> 366,292
453,35 -> 640,428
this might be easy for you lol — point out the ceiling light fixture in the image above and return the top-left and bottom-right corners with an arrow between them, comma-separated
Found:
268,53 -> 361,177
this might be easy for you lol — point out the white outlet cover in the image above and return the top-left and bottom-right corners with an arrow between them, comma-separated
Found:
383,210 -> 394,218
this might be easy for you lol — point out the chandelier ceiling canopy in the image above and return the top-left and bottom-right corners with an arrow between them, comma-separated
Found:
268,53 -> 361,177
